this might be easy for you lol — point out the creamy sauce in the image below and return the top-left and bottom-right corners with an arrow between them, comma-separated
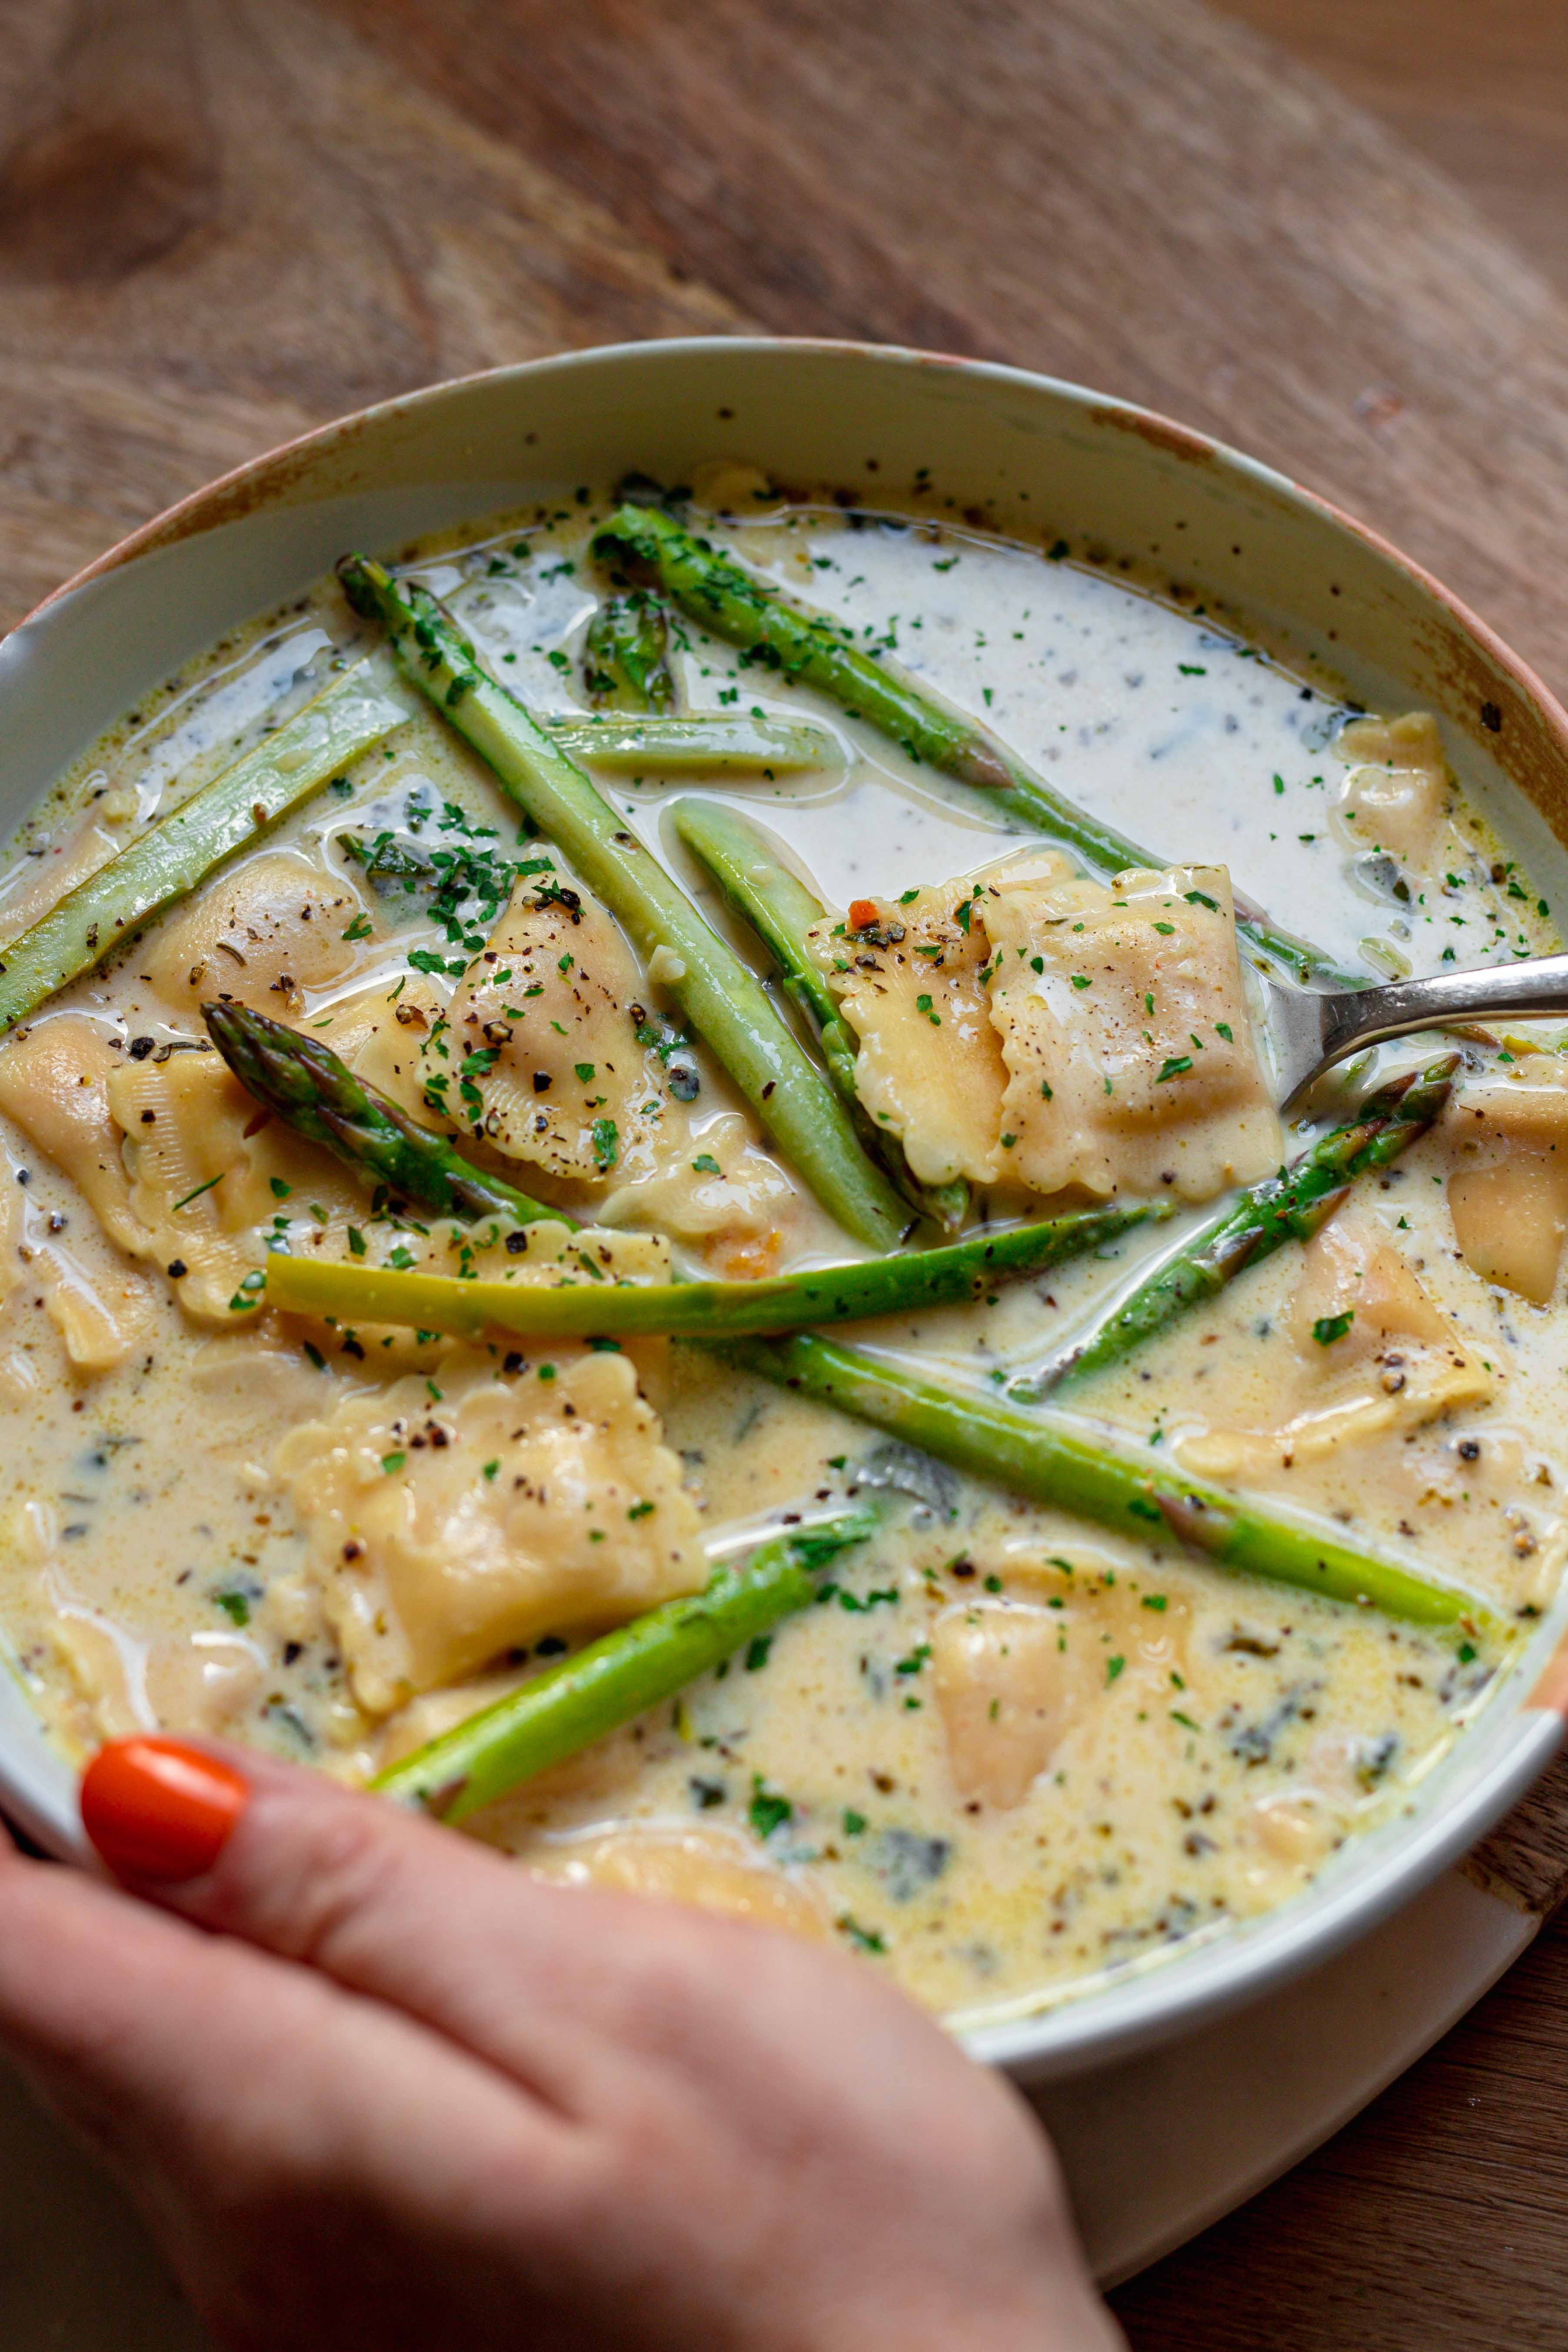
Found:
0,486 -> 1561,2026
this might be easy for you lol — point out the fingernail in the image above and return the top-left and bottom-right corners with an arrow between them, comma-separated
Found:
81,1737 -> 250,1883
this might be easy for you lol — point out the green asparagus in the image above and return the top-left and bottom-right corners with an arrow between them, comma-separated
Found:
672,797 -> 841,1038
593,502 -> 1356,989
336,555 -> 909,1254
544,710 -> 838,774
582,591 -> 677,712
263,1198 -> 1162,1337
0,660 -> 414,1035
725,1332 -> 1486,1630
374,1512 -> 877,1820
576,589 -> 837,765
672,798 -> 969,1230
211,1003 -> 1475,1637
603,665 -> 953,1228
203,1002 -> 562,1227
1011,1056 -> 1460,1401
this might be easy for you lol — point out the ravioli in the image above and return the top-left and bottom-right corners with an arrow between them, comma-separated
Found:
1181,1214 -> 1495,1475
599,1108 -> 799,1258
0,809 -> 127,951
0,1013 -> 411,1333
0,1018 -> 163,1364
1333,712 -> 1451,874
933,1575 -> 1191,1809
44,1575 -> 264,1745
0,1017 -> 143,1253
806,876 -> 1020,1187
141,849 -> 376,1019
316,972 -> 449,1120
521,1824 -> 832,1940
438,866 -> 676,1188
275,1346 -> 705,1713
983,861 -> 1280,1202
1444,1053 -> 1568,1304
108,1046 -> 367,1324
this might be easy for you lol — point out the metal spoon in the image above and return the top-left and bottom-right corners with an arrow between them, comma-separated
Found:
1263,953 -> 1568,1109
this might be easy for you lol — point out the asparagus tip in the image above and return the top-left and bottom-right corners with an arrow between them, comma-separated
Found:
336,552 -> 382,620
200,998 -> 239,1048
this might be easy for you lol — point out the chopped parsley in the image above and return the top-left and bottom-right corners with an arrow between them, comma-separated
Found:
590,1118 -> 619,1171
748,1777 -> 792,1839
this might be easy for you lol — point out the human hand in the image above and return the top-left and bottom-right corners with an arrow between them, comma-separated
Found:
0,1740 -> 1122,2351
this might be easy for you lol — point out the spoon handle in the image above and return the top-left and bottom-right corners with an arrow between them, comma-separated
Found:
1318,952 -> 1568,1070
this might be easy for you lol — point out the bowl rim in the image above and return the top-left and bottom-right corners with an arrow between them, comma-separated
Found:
6,332 -> 1568,2079
30,333 -> 1568,762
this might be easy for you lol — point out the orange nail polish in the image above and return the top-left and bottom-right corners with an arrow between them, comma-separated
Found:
80,1737 -> 249,1883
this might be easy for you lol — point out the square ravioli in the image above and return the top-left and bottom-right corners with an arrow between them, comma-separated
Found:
276,1348 -> 705,1715
1178,1213 -> 1495,1477
805,877 -> 1021,1188
982,862 -> 1282,1201
1442,1053 -> 1568,1304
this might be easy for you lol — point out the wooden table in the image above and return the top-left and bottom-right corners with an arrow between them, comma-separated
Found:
3,3 -> 1568,2341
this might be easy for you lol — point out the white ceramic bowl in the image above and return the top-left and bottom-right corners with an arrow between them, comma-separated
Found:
2,337 -> 1565,2086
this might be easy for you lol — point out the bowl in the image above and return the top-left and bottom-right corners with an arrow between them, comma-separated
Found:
2,335 -> 1565,2086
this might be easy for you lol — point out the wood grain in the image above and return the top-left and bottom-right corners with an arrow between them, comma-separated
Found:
0,0 -> 744,629
323,0 -> 1568,705
3,3 -> 1568,2345
1216,0 -> 1568,304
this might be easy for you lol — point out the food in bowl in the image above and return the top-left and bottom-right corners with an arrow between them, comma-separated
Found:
0,458 -> 1560,2026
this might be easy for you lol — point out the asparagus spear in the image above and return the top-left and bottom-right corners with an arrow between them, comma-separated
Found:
375,1512 -> 877,1821
593,502 -> 1355,990
336,555 -> 909,1254
672,798 -> 841,1036
203,1002 -> 562,1227
586,639 -> 951,1228
210,1009 -> 1474,1638
262,1197 -> 1162,1337
0,661 -> 414,1035
582,591 -> 677,711
576,589 -> 838,765
725,1333 -> 1485,1631
1010,1056 -> 1459,1401
591,620 -> 958,1234
673,796 -> 968,1228
544,711 -> 838,774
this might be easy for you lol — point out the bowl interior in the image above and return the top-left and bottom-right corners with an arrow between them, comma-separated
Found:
3,336 -> 1565,2078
